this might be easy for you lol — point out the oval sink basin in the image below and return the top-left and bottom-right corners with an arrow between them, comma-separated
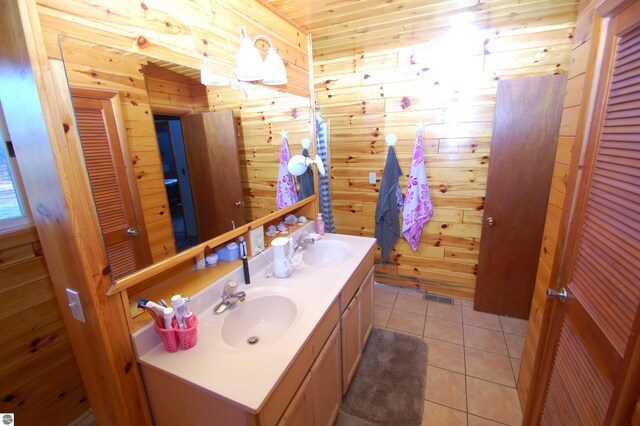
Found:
221,295 -> 297,348
302,240 -> 353,268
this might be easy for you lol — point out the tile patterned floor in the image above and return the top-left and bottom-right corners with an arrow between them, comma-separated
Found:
373,282 -> 527,426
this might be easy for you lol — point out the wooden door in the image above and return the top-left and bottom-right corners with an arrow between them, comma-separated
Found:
71,89 -> 151,278
532,2 -> 640,423
311,325 -> 342,426
181,111 -> 245,241
474,74 -> 567,319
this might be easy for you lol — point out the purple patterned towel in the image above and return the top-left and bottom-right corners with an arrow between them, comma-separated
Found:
402,128 -> 433,250
276,130 -> 298,209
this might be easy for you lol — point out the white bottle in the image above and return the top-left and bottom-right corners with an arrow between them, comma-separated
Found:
315,213 -> 325,235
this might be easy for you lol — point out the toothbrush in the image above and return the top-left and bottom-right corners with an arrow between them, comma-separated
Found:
239,236 -> 250,284
137,300 -> 164,328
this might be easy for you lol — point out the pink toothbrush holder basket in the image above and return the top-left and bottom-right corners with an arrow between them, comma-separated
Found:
176,316 -> 199,350
154,315 -> 198,352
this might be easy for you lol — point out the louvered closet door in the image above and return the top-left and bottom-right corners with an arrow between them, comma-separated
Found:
535,2 -> 640,424
72,94 -> 150,278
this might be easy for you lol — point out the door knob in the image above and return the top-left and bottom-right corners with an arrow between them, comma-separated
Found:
546,288 -> 568,303
235,201 -> 242,206
486,217 -> 496,226
127,227 -> 140,236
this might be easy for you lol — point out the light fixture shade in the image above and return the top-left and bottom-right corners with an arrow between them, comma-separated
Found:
200,69 -> 230,86
262,47 -> 287,85
287,155 -> 309,176
287,154 -> 325,176
236,36 -> 264,81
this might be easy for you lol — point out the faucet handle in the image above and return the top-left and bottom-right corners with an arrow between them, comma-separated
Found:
223,280 -> 238,296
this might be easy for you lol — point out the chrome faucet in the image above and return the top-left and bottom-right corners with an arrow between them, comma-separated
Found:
293,231 -> 315,253
213,280 -> 246,315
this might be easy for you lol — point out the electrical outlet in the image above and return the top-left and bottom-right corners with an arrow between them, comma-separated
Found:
249,225 -> 265,256
66,288 -> 86,323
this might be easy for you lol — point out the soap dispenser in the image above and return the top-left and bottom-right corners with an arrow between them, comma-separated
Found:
315,213 -> 325,235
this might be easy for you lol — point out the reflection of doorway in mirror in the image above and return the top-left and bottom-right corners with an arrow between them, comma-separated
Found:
154,115 -> 198,252
71,88 -> 152,278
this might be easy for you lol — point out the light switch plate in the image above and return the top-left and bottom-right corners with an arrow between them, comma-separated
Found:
66,288 -> 86,323
249,225 -> 265,256
369,172 -> 377,184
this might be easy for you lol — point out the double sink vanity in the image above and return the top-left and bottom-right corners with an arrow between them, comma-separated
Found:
132,225 -> 375,425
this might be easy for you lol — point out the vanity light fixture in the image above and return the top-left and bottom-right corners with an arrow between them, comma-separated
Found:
235,26 -> 287,85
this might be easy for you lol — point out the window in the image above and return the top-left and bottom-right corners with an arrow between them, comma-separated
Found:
0,102 -> 31,231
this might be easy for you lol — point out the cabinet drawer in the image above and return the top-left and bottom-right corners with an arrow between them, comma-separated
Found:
260,298 -> 339,425
340,247 -> 374,312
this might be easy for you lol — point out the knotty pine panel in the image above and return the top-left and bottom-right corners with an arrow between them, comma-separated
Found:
290,0 -> 578,60
547,188 -> 565,220
314,11 -> 576,299
0,228 -> 88,424
60,38 -> 176,263
36,0 -> 310,97
517,0 -> 597,409
555,136 -> 576,166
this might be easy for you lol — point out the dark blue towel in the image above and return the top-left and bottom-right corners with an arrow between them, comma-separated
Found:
296,148 -> 315,200
375,147 -> 403,263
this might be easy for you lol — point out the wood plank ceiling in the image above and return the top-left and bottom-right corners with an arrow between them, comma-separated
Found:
264,0 -> 580,60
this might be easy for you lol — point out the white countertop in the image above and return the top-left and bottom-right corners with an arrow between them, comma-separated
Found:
132,226 -> 375,413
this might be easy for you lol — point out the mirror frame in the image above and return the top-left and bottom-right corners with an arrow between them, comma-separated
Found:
108,195 -> 316,295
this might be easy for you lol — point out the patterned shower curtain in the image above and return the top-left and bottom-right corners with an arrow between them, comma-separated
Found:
315,110 -> 336,233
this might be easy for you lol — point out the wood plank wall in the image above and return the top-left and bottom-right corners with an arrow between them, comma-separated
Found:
144,63 -> 209,115
36,0 -> 310,98
313,21 -> 577,298
59,38 -> 176,263
0,227 -> 88,424
517,0 -> 600,409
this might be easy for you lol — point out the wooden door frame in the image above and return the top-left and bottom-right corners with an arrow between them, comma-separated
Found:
70,86 -> 153,267
525,0 -> 640,422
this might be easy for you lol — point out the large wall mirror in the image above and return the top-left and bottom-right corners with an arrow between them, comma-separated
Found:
58,36 -> 315,281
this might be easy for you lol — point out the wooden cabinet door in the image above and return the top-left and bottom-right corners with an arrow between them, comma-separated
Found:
71,90 -> 152,278
311,325 -> 342,426
359,268 -> 374,348
474,74 -> 567,319
277,372 -> 314,426
181,111 -> 245,241
531,2 -> 640,423
341,289 -> 362,394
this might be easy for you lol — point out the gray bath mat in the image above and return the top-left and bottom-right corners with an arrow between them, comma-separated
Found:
335,327 -> 427,426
